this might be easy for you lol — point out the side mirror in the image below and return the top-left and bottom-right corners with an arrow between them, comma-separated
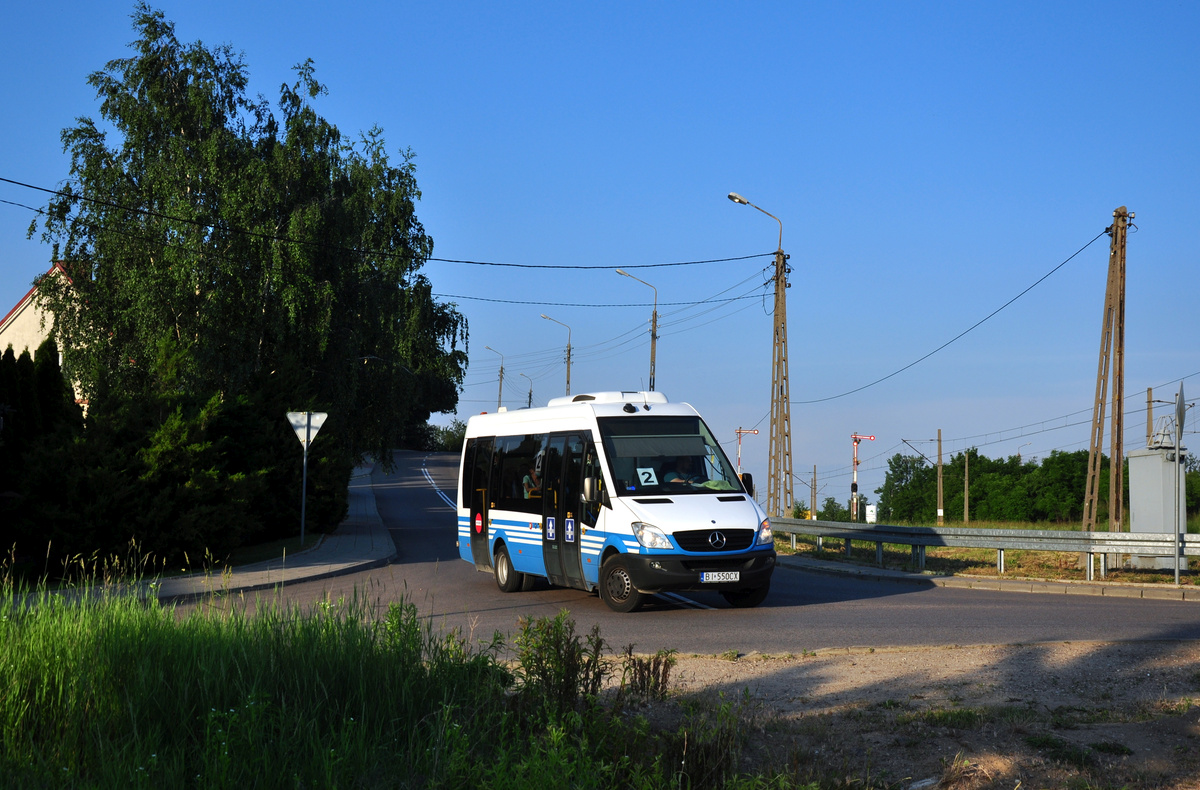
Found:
582,476 -> 599,503
740,472 -> 754,497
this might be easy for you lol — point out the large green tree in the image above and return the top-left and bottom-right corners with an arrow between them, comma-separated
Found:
875,453 -> 936,522
873,448 -> 1133,525
32,4 -> 466,465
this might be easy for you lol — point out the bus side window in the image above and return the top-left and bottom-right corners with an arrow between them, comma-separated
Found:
487,441 -> 503,508
468,438 -> 493,513
582,441 -> 604,523
460,438 -> 476,509
500,433 -> 547,515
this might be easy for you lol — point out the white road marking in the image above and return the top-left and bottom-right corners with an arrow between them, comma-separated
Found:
421,456 -> 457,510
655,591 -> 714,610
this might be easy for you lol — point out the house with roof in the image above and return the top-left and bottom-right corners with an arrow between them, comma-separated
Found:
0,264 -> 63,357
0,263 -> 86,412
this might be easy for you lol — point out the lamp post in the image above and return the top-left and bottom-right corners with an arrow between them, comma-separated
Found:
615,269 -> 658,391
540,313 -> 572,396
728,191 -> 792,517
519,372 -> 533,408
484,345 -> 504,410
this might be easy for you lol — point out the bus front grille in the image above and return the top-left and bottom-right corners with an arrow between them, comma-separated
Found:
673,528 -> 755,552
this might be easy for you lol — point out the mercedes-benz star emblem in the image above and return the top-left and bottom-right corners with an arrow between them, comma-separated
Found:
708,531 -> 727,549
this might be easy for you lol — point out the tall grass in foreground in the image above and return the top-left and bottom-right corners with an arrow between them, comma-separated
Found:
0,567 -> 817,789
1,579 -> 513,788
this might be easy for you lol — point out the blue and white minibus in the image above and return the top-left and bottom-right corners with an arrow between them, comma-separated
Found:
456,391 -> 776,612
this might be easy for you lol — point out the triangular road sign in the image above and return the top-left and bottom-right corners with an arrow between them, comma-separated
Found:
286,411 -> 328,448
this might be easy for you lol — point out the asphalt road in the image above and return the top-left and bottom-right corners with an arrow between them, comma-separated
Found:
278,451 -> 1200,655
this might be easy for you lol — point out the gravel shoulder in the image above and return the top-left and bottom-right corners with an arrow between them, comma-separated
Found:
661,640 -> 1200,788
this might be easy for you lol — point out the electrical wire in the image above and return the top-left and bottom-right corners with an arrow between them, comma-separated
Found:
432,292 -> 766,309
787,371 -> 1200,485
459,267 -> 775,374
428,253 -> 772,269
790,229 -> 1110,405
0,175 -> 771,272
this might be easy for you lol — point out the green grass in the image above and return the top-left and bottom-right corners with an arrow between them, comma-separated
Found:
1,581 -> 514,788
1024,734 -> 1096,769
897,707 -> 983,730
0,565 -> 831,790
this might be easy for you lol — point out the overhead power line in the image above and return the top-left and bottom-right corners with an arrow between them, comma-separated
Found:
792,229 -> 1109,405
0,176 -> 770,271
433,292 -> 765,308
801,371 -> 1200,482
427,253 -> 773,269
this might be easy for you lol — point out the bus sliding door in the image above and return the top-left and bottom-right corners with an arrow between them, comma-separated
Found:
541,432 -> 589,591
465,437 -> 494,570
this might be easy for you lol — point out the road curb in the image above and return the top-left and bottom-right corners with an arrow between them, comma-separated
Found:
156,461 -> 397,603
157,555 -> 396,606
777,555 -> 1198,601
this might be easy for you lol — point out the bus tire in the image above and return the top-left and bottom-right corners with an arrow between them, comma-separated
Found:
721,582 -> 770,608
494,544 -> 524,593
599,555 -> 646,613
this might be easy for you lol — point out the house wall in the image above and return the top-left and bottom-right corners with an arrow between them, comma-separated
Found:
0,285 -> 52,357
0,266 -> 85,411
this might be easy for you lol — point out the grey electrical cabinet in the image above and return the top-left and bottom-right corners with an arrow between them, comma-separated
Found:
1128,444 -> 1187,570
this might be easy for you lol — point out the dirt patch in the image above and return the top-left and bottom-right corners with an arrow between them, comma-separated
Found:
656,641 -> 1200,788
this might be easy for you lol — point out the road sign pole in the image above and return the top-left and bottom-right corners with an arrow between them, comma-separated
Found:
287,411 -> 328,548
301,413 -> 310,546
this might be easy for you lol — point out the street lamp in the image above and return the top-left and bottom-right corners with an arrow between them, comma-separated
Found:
540,313 -> 572,396
728,192 -> 783,252
1018,442 -> 1032,462
519,372 -> 533,408
615,269 -> 658,391
484,345 -> 504,410
728,190 -> 792,517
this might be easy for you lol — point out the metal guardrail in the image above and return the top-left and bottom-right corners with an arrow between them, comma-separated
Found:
771,518 -> 1199,581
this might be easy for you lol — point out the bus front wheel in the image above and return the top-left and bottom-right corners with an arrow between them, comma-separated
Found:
599,555 -> 646,613
494,544 -> 525,593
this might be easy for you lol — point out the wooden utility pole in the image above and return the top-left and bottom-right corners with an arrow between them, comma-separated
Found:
811,465 -> 817,521
768,245 -> 794,516
728,192 -> 792,517
1082,206 -> 1133,532
937,429 -> 944,526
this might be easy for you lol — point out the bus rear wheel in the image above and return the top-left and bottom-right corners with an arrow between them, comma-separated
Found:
721,582 -> 769,608
494,544 -> 525,593
599,555 -> 646,613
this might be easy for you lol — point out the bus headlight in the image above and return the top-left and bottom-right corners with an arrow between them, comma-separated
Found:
756,518 -> 773,545
632,522 -> 673,550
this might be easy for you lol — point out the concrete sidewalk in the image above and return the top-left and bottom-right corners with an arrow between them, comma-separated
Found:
152,465 -> 1198,603
155,463 -> 397,601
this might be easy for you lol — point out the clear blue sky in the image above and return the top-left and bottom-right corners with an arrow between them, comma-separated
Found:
3,1 -> 1197,508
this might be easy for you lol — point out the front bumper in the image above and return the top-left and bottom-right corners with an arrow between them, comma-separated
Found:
622,549 -> 776,593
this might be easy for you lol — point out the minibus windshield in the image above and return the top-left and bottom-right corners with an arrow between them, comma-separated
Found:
597,416 -> 743,496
